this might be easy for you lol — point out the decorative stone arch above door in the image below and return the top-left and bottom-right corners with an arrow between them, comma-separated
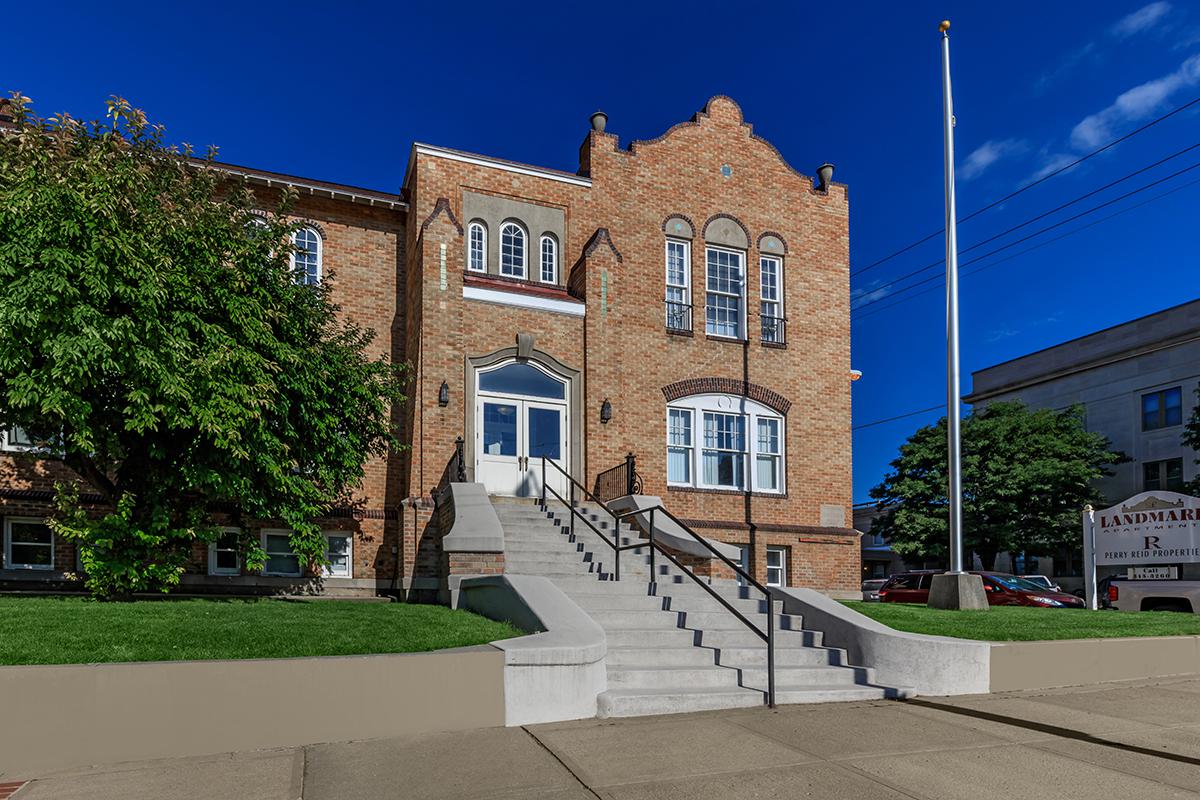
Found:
464,343 -> 583,485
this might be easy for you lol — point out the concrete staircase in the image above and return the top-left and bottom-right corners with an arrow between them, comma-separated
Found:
493,497 -> 906,718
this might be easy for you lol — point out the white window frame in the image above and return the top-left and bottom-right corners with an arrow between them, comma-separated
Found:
539,235 -> 558,284
500,221 -> 527,279
760,255 -> 783,343
736,545 -> 750,587
4,516 -> 54,571
323,532 -> 353,578
666,407 -> 694,485
261,529 -> 303,577
467,222 -> 488,273
665,239 -> 691,329
665,394 -> 784,493
755,416 -> 782,492
1,426 -> 35,453
704,246 -> 746,339
291,226 -> 323,286
766,546 -> 787,587
207,527 -> 242,576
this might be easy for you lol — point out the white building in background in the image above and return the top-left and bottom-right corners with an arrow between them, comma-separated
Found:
965,299 -> 1200,586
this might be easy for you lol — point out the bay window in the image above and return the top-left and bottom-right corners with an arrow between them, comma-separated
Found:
665,394 -> 784,493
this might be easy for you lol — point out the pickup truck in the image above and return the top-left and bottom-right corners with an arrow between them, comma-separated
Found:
1106,579 -> 1200,613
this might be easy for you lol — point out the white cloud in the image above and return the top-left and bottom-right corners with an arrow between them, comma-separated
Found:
851,282 -> 892,307
1069,52 -> 1200,148
1032,152 -> 1081,180
1035,42 -> 1099,95
1111,1 -> 1172,38
959,139 -> 1029,181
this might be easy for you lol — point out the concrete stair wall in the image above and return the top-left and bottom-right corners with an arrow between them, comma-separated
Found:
492,496 -> 908,718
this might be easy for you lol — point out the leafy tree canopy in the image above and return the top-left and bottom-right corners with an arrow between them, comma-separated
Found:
1184,383 -> 1200,495
0,95 -> 407,597
868,401 -> 1122,571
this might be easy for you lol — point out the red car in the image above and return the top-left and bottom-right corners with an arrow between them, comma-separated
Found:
878,571 -> 1085,608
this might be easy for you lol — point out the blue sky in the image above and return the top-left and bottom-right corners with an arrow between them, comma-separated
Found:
8,1 -> 1200,502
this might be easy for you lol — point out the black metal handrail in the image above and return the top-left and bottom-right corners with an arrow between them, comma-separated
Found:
540,455 -> 775,707
594,453 -> 643,502
664,300 -> 693,333
761,315 -> 786,344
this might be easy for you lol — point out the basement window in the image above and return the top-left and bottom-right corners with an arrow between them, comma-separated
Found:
262,530 -> 302,577
4,517 -> 53,570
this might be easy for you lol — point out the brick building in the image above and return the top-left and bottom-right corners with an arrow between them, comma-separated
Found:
0,96 -> 860,597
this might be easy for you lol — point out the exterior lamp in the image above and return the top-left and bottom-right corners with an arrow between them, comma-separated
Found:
850,369 -> 863,382
600,398 -> 612,424
816,163 -> 835,192
438,381 -> 449,407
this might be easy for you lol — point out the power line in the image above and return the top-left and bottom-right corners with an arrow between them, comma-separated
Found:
851,158 -> 1200,315
851,140 -> 1200,305
850,94 -> 1200,279
853,404 -> 943,431
850,173 -> 1200,324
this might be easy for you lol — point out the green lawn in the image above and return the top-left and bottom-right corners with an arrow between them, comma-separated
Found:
0,597 -> 523,665
842,601 -> 1200,641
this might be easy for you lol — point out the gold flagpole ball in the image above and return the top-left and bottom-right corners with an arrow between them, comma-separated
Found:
939,20 -> 951,32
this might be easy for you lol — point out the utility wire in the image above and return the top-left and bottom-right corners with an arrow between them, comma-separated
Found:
850,94 -> 1200,279
853,404 -> 943,431
852,158 -> 1200,314
851,140 -> 1200,305
851,173 -> 1200,324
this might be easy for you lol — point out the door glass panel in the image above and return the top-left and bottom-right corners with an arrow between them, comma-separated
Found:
479,363 -> 565,399
527,406 -> 562,460
482,403 -> 518,456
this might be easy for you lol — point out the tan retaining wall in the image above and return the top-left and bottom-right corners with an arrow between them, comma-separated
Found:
0,645 -> 505,776
989,636 -> 1200,693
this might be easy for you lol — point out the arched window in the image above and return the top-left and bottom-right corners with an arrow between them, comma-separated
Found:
467,222 -> 488,273
539,235 -> 558,284
500,221 -> 526,279
292,226 -> 322,285
666,394 -> 784,493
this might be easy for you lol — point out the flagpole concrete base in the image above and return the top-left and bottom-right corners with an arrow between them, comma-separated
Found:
928,572 -> 989,611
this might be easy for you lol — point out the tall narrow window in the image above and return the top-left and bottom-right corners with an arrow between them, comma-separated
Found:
665,240 -> 691,332
705,247 -> 744,339
292,226 -> 322,285
760,255 -> 783,343
766,546 -> 787,587
540,235 -> 557,284
667,408 -> 693,484
500,222 -> 527,278
324,532 -> 353,578
468,222 -> 488,272
756,417 -> 781,491
208,528 -> 241,576
702,411 -> 746,489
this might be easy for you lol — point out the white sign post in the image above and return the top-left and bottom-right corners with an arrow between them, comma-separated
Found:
1083,491 -> 1200,610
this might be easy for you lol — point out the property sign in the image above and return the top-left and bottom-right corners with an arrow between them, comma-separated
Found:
1127,566 -> 1178,580
1092,491 -> 1200,566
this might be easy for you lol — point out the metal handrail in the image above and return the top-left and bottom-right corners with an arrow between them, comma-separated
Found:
540,455 -> 775,707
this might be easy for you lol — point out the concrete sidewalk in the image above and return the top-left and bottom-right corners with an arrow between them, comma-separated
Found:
12,677 -> 1200,799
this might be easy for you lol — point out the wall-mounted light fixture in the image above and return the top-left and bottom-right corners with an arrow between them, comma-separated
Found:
438,381 -> 450,407
815,162 -> 835,192
600,398 -> 612,424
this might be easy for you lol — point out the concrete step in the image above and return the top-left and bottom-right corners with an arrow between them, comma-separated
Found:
605,645 -> 719,668
586,609 -> 682,629
738,665 -> 874,689
770,685 -> 898,704
604,628 -> 700,648
673,611 -> 803,632
597,687 -> 764,718
694,628 -> 824,649
715,646 -> 846,668
568,593 -> 669,611
607,665 -> 742,690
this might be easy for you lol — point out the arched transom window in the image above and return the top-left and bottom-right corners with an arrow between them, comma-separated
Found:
500,221 -> 527,278
666,394 -> 783,493
292,226 -> 322,286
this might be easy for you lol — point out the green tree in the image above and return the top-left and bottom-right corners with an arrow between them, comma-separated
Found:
869,401 -> 1122,571
0,95 -> 407,598
1184,383 -> 1200,495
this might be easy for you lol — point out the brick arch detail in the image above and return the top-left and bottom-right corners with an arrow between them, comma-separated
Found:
660,212 -> 697,236
583,227 -> 623,263
701,212 -> 751,248
661,378 -> 791,416
756,230 -> 788,254
419,197 -> 464,236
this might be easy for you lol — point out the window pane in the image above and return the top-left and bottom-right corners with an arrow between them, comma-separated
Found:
756,455 -> 779,491
500,223 -> 525,277
1144,462 -> 1161,490
702,450 -> 744,488
9,522 -> 51,545
527,406 -> 562,460
265,554 -> 300,575
469,224 -> 486,272
479,363 -> 565,399
1142,392 -> 1161,429
10,544 -> 51,566
215,550 -> 239,570
1165,387 -> 1183,426
705,248 -> 743,338
668,448 -> 691,483
1167,459 -> 1185,491
326,536 -> 350,556
540,237 -> 556,283
265,534 -> 292,554
482,403 -> 518,456
668,409 -> 692,446
666,242 -> 688,287
292,228 -> 320,285
6,426 -> 32,448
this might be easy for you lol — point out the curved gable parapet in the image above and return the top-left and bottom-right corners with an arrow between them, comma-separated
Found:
582,227 -> 623,263
661,377 -> 791,416
702,213 -> 750,250
419,197 -> 464,236
661,213 -> 696,239
757,231 -> 788,255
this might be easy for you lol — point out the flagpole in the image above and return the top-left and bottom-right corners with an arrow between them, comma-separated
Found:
940,19 -> 965,574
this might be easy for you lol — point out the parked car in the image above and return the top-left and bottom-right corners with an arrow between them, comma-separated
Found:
861,578 -> 888,602
877,571 -> 1085,608
1020,574 -> 1062,592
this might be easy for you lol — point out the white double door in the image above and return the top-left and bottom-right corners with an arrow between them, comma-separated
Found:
476,395 -> 569,498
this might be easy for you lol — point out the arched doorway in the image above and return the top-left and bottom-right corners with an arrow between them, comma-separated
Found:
473,360 -> 570,498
